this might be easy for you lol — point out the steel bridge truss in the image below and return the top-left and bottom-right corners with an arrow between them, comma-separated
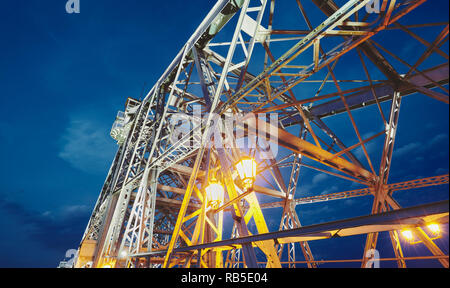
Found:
75,0 -> 449,268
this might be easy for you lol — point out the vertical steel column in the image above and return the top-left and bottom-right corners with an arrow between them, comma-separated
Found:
362,91 -> 402,268
278,129 -> 316,268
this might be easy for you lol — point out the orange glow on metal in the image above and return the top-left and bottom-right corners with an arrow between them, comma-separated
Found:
427,223 -> 440,235
401,230 -> 413,242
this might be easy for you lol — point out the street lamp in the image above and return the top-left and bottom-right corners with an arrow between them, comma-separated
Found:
401,229 -> 414,243
401,223 -> 442,245
235,156 -> 257,191
427,223 -> 440,236
205,179 -> 224,209
119,250 -> 128,259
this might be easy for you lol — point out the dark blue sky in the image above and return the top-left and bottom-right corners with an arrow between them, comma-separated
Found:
0,0 -> 448,267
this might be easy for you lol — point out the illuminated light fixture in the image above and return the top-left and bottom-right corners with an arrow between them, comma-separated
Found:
119,250 -> 128,259
400,224 -> 442,245
427,223 -> 440,235
235,156 -> 257,191
100,259 -> 116,268
205,180 -> 224,209
401,229 -> 414,242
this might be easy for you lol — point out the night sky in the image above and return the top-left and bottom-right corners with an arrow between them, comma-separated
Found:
0,0 -> 448,268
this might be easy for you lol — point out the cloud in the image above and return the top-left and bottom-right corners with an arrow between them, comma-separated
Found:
393,133 -> 448,159
344,199 -> 356,206
300,204 -> 333,217
435,168 -> 448,175
59,205 -> 91,218
394,142 -> 421,158
0,197 -> 91,252
350,181 -> 364,189
59,117 -> 116,174
320,185 -> 339,195
312,174 -> 328,184
429,133 -> 448,146
354,140 -> 378,159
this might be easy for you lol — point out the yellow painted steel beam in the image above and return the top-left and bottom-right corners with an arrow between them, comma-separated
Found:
241,192 -> 282,268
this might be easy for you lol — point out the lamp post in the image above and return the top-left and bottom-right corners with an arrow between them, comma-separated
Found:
205,156 -> 257,212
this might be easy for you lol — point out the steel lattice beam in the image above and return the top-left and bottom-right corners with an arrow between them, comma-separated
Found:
74,0 -> 448,269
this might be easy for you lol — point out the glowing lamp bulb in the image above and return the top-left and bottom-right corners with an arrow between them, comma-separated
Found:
119,250 -> 128,259
427,223 -> 440,235
401,230 -> 413,242
235,157 -> 257,190
205,181 -> 224,209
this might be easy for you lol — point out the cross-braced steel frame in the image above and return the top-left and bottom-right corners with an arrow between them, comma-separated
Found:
74,0 -> 449,268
